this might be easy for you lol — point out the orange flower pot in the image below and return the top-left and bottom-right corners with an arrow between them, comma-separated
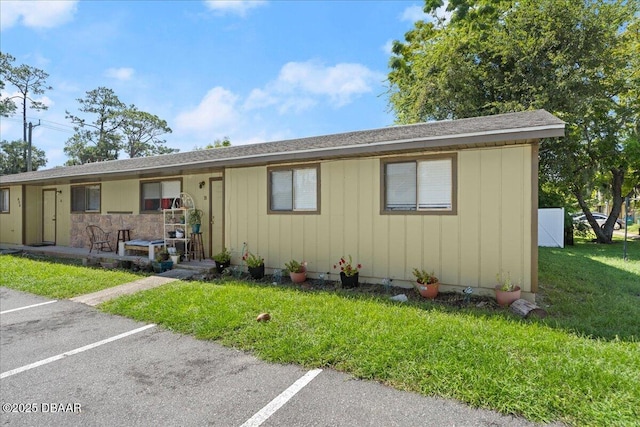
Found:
417,282 -> 439,299
289,271 -> 307,283
494,285 -> 521,307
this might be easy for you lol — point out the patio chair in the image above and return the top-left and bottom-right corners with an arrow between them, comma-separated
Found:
86,225 -> 113,253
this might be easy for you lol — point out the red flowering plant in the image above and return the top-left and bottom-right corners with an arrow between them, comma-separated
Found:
333,255 -> 362,277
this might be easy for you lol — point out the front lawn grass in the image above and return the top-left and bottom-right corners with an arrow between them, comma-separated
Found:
0,254 -> 144,298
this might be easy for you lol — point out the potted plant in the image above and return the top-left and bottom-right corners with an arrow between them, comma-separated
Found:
170,250 -> 181,265
412,268 -> 439,299
243,251 -> 265,279
213,247 -> 232,273
333,255 -> 361,288
285,259 -> 307,283
153,247 -> 173,272
188,209 -> 204,233
494,271 -> 521,307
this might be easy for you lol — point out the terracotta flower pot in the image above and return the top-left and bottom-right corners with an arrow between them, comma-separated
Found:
289,271 -> 307,284
417,282 -> 439,299
494,285 -> 521,307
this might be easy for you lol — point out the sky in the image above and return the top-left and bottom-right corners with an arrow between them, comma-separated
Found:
0,0 -> 441,169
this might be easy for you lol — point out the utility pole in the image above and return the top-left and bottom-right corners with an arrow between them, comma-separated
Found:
27,120 -> 41,172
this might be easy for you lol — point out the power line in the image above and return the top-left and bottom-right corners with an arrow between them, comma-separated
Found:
1,116 -> 74,134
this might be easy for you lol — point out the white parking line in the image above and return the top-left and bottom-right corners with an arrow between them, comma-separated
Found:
240,368 -> 323,427
0,300 -> 58,315
0,324 -> 156,379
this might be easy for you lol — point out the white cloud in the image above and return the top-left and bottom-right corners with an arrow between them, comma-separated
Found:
400,5 -> 427,22
401,2 -> 451,25
203,0 -> 267,17
245,60 -> 383,112
0,0 -> 78,30
175,86 -> 240,135
105,67 -> 135,81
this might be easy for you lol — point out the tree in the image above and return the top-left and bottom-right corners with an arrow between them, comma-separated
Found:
0,140 -> 47,174
64,87 -> 127,164
64,87 -> 176,165
388,0 -> 640,243
0,52 -> 52,141
121,107 -> 176,158
194,137 -> 232,150
0,53 -> 17,117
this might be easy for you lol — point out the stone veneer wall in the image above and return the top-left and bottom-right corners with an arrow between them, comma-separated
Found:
70,213 -> 164,249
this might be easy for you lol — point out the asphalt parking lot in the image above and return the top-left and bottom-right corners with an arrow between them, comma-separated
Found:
1,287 -> 557,426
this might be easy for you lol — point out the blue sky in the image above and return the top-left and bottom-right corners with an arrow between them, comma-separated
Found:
0,0 -> 440,168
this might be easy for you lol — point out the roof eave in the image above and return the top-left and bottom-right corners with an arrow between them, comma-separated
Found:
0,123 -> 565,185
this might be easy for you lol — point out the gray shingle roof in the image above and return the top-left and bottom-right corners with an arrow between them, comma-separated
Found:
0,109 -> 564,185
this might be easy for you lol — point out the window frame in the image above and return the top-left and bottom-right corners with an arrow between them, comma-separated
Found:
267,164 -> 321,215
70,184 -> 101,213
380,153 -> 457,215
140,178 -> 182,213
0,188 -> 9,213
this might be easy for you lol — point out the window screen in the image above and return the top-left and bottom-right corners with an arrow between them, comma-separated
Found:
269,166 -> 318,213
384,156 -> 454,213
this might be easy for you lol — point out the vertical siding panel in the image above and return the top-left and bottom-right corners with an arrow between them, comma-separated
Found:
440,215 -> 460,285
479,149 -> 502,286
357,159 -> 375,279
422,216 -> 441,277
329,162 -> 345,265
342,159 -> 359,259
500,147 -> 526,287
388,217 -> 405,279
303,215 -> 317,272
256,168 -> 272,265
523,146 -> 534,291
316,163 -> 331,275
246,168 -> 260,255
372,205 -> 389,279
458,151 -> 481,286
405,216 -> 423,281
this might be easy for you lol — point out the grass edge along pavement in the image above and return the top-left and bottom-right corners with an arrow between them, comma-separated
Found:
0,254 -> 145,299
100,280 -> 640,427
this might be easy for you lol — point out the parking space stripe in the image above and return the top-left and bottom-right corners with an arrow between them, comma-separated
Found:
0,324 -> 155,379
240,368 -> 323,427
0,300 -> 58,315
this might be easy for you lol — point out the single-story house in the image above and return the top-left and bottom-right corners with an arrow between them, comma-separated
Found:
0,109 -> 565,299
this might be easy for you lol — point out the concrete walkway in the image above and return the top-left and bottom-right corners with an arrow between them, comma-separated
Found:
70,276 -> 178,306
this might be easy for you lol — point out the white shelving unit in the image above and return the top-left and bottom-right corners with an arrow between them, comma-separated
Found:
163,192 -> 195,257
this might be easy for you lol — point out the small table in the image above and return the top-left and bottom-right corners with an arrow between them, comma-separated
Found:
117,229 -> 132,246
190,233 -> 204,261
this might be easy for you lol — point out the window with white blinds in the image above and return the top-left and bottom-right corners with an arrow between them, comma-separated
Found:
269,166 -> 319,213
384,156 -> 455,213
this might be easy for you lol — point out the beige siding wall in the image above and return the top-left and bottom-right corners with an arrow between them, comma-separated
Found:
24,186 -> 42,245
0,185 -> 23,244
225,145 -> 534,296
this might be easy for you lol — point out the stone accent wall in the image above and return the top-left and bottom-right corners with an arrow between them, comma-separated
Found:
70,213 -> 164,249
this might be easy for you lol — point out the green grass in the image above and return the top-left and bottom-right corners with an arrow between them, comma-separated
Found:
538,237 -> 640,341
0,254 -> 144,298
3,242 -> 639,426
